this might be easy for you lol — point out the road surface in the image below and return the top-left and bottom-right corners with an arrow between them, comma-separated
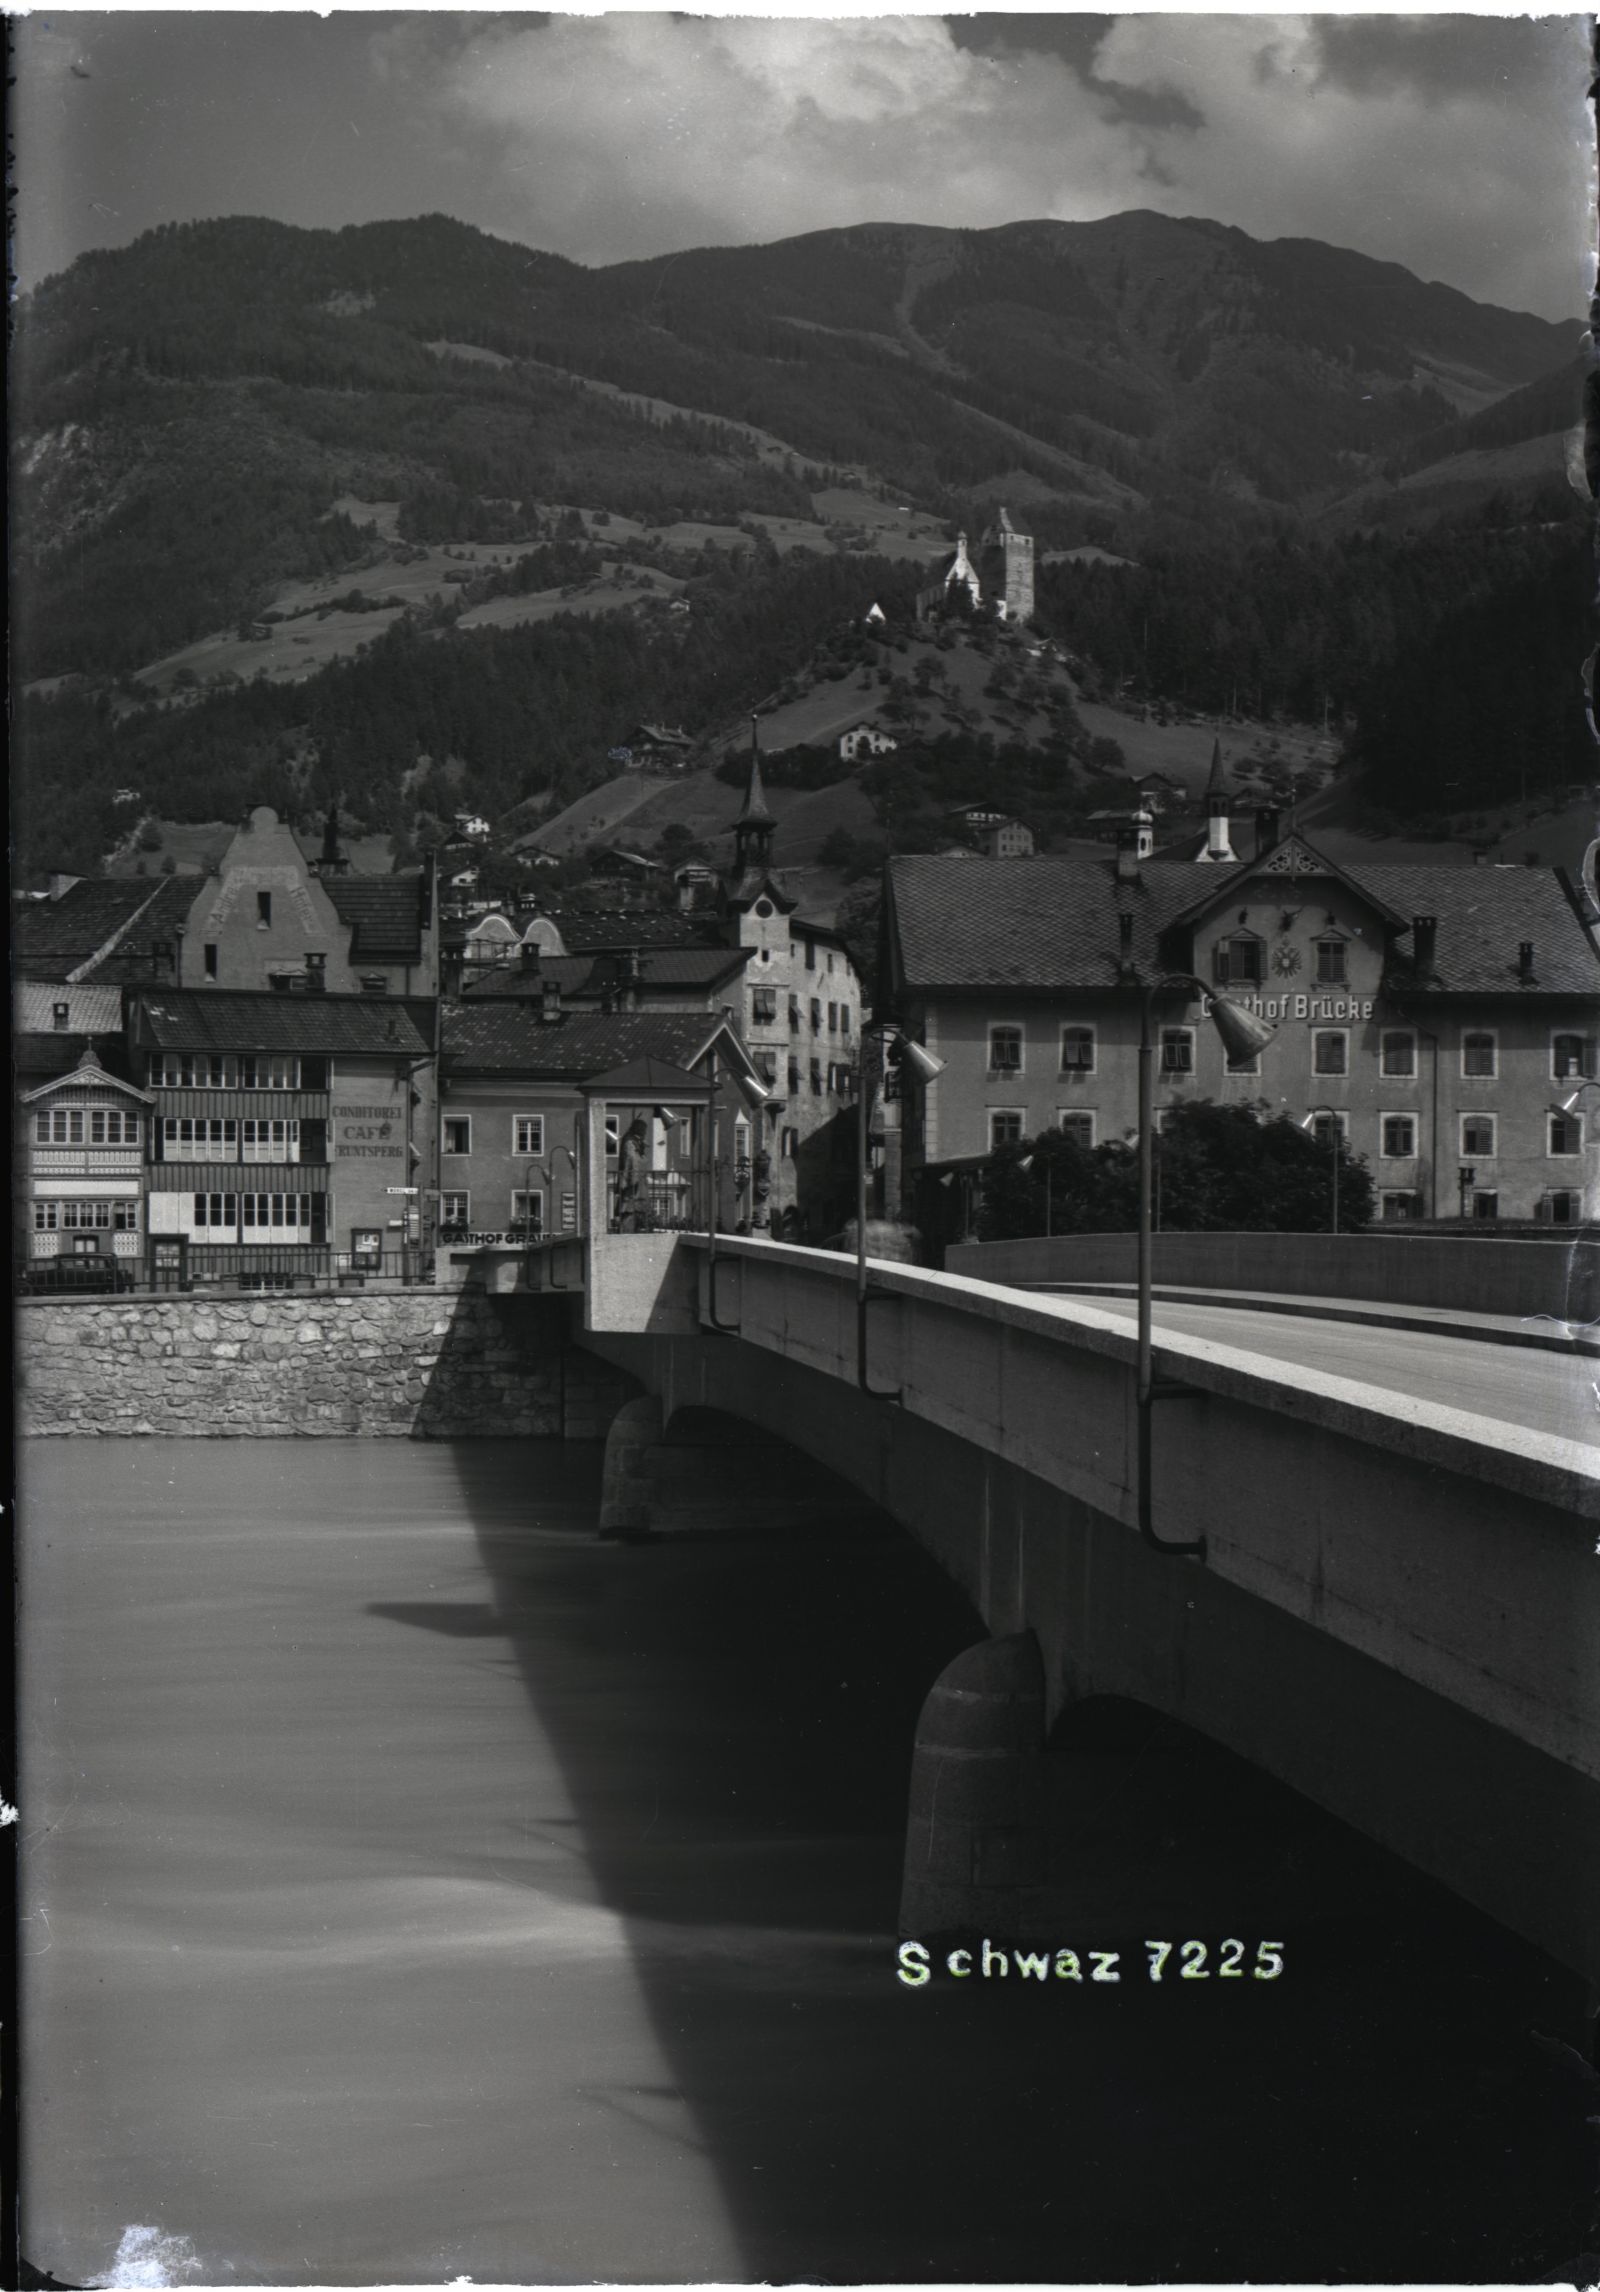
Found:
1077,1293 -> 1598,1449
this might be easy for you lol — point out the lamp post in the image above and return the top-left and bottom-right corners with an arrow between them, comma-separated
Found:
1134,973 -> 1276,1559
1017,1150 -> 1053,1237
856,1019 -> 945,1396
1299,1105 -> 1343,1233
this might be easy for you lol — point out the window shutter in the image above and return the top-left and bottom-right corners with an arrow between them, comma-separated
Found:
1213,939 -> 1230,985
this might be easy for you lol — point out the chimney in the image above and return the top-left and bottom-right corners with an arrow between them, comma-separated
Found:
1115,824 -> 1142,884
1518,939 -> 1536,982
622,948 -> 642,1012
1117,909 -> 1136,974
1412,915 -> 1437,977
1256,806 -> 1280,855
541,975 -> 562,1024
519,942 -> 541,975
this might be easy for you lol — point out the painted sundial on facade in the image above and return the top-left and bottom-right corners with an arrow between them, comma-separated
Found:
1272,942 -> 1302,977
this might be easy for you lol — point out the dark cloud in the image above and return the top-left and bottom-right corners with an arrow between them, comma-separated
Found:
946,12 -> 1205,128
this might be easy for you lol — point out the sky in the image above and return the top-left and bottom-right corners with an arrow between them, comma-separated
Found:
10,11 -> 1594,321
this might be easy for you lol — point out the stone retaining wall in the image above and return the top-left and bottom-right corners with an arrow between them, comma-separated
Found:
18,1289 -> 634,1439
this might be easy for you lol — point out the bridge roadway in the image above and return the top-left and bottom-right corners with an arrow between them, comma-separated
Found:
1054,1292 -> 1595,1446
578,1228 -> 1600,1986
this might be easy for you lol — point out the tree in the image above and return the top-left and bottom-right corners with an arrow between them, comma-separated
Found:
978,1100 -> 1373,1240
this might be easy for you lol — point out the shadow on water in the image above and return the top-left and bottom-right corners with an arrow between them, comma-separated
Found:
423,1437 -> 1595,2285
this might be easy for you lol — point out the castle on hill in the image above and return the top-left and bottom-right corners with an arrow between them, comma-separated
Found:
917,507 -> 1035,626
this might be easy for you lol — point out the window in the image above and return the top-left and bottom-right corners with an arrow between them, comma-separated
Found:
840,1008 -> 851,1038
604,1116 -> 619,1159
510,1189 -> 545,1236
756,1050 -> 779,1084
781,1127 -> 799,1159
989,1024 -> 1024,1073
34,1109 -> 85,1144
1315,938 -> 1347,985
203,944 -> 218,979
827,951 -> 836,974
241,1192 -> 313,1233
1461,1114 -> 1496,1158
32,1202 -> 57,1230
1160,1029 -> 1194,1075
1381,1115 -> 1417,1159
240,1054 -> 299,1089
1060,1026 -> 1095,1074
788,995 -> 800,1033
51,1001 -> 69,1030
257,892 -> 272,927
810,998 -> 823,1033
752,988 -> 778,1025
804,938 -> 816,972
989,1110 -> 1025,1148
787,1057 -> 800,1095
1312,1031 -> 1348,1077
443,1117 -> 471,1156
1462,1031 -> 1497,1079
193,1192 -> 238,1230
359,974 -> 389,995
88,1110 -> 139,1144
1553,1033 -> 1592,1080
162,1118 -> 239,1162
1380,1031 -> 1416,1078
1545,1190 -> 1585,1225
827,1002 -> 838,1034
513,1115 -> 545,1158
1309,1112 -> 1349,1147
1057,1112 -> 1095,1148
1551,1111 -> 1583,1156
241,1119 -> 300,1162
809,1059 -> 823,1095
1472,1191 -> 1499,1222
1215,934 -> 1264,985
441,1191 -> 470,1228
1380,1191 -> 1423,1222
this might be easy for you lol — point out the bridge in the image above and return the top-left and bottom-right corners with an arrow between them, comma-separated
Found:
533,1156 -> 1598,1995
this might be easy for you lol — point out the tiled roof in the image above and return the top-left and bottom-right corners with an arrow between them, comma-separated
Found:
555,909 -> 724,952
12,879 -> 162,978
324,875 -> 427,963
888,855 -> 1199,992
1350,865 -> 1600,998
14,1033 -> 136,1084
16,981 -> 124,1033
443,1004 -> 724,1078
890,851 -> 1600,1002
460,949 -> 748,999
81,878 -> 200,983
132,990 -> 432,1055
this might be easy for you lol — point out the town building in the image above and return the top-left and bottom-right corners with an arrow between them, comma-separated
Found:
884,815 -> 1600,1226
439,1003 -> 764,1241
19,1025 -> 152,1280
838,725 -> 900,762
128,988 -> 438,1282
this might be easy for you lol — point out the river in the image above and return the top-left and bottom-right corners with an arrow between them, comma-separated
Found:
19,1437 -> 1592,2285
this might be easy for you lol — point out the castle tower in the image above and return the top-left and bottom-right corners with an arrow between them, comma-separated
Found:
1196,739 -> 1236,864
979,506 -> 1034,624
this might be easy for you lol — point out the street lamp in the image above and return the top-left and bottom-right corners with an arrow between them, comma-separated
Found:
1299,1106 -> 1344,1233
1134,972 -> 1275,1560
1017,1150 -> 1053,1236
856,1019 -> 945,1397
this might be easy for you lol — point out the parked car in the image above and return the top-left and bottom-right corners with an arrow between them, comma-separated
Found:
19,1252 -> 137,1295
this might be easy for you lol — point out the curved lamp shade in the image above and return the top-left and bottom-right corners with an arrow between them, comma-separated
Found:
896,1036 -> 947,1087
1207,992 -> 1277,1066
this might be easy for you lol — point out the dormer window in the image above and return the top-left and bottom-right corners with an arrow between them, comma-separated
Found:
257,892 -> 272,927
51,1002 -> 69,1030
1213,933 -> 1264,985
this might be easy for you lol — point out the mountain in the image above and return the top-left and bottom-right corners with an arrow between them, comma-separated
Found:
9,211 -> 1587,875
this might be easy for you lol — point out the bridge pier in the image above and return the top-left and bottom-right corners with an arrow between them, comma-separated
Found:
900,1631 -> 1045,1937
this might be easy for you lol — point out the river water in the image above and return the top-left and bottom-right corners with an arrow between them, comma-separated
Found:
19,1437 -> 1593,2286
